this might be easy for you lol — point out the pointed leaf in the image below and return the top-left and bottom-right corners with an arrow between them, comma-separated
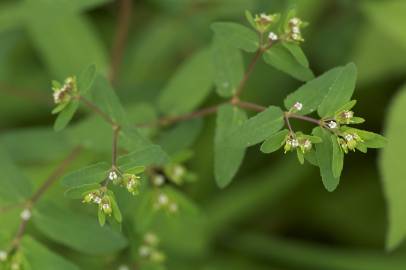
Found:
54,100 -> 79,132
61,162 -> 110,187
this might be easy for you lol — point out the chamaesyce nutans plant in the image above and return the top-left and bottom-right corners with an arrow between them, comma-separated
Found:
0,9 -> 387,270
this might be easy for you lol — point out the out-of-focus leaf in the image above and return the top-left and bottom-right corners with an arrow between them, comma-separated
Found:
118,145 -> 169,171
228,106 -> 284,147
211,22 -> 259,53
158,47 -> 214,115
61,162 -> 110,187
33,203 -> 127,255
211,34 -> 244,97
263,43 -> 314,82
380,86 -> 406,250
313,127 -> 339,192
214,104 -> 247,188
0,2 -> 24,33
0,147 -> 32,203
284,63 -> 356,116
54,100 -> 79,131
21,236 -> 79,270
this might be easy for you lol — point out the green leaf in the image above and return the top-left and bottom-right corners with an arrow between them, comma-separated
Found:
331,134 -> 344,178
214,104 -> 247,188
263,43 -> 314,82
98,208 -> 106,227
313,127 -> 340,191
61,162 -> 110,187
211,22 -> 259,53
21,236 -> 79,270
211,34 -> 244,97
260,129 -> 289,154
284,63 -> 357,116
33,203 -> 127,255
342,127 -> 387,148
158,47 -> 214,115
380,86 -> 406,250
107,190 -> 122,223
282,42 -> 309,67
245,10 -> 256,29
64,183 -> 101,199
54,100 -> 79,132
77,64 -> 96,95
228,106 -> 284,147
118,145 -> 169,171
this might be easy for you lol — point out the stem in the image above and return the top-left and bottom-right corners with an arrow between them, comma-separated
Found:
77,95 -> 117,126
109,0 -> 133,84
234,48 -> 264,98
236,101 -> 266,112
284,113 -> 294,134
112,126 -> 120,167
8,147 -> 81,252
287,113 -> 321,126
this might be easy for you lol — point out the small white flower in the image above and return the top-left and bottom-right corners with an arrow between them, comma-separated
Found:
290,17 -> 300,26
93,196 -> 102,204
292,26 -> 301,34
327,121 -> 338,129
169,203 -> 178,213
268,32 -> 278,41
158,193 -> 169,205
291,33 -> 301,41
293,102 -> 303,111
109,171 -> 118,180
260,13 -> 272,22
173,166 -> 185,179
153,175 -> 165,186
343,111 -> 354,119
127,179 -> 135,189
291,139 -> 299,148
139,245 -> 150,257
303,139 -> 312,150
53,90 -> 63,104
0,250 -> 7,262
118,265 -> 130,270
102,203 -> 110,211
20,209 -> 31,221
344,134 -> 354,142
144,232 -> 159,246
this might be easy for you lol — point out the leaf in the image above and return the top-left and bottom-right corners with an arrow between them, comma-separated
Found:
98,208 -> 106,226
342,127 -> 387,148
53,100 -> 79,132
77,64 -> 96,95
380,86 -> 406,250
0,147 -> 32,203
228,106 -> 284,147
331,134 -> 344,178
158,47 -> 214,115
313,127 -> 340,191
118,145 -> 169,171
107,190 -> 122,223
211,34 -> 244,97
61,162 -> 110,187
32,203 -> 127,255
260,129 -> 289,154
282,42 -> 310,67
211,22 -> 259,53
21,236 -> 79,270
263,43 -> 314,82
284,63 -> 357,116
64,183 -> 101,199
214,104 -> 247,188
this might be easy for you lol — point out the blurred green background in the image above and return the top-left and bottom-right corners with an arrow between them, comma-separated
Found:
1,0 -> 406,269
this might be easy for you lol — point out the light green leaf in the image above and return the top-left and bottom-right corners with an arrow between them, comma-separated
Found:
282,42 -> 309,67
228,106 -> 284,147
313,127 -> 340,191
54,100 -> 79,132
331,134 -> 344,178
21,236 -> 79,270
263,43 -> 314,82
77,64 -> 96,95
211,34 -> 244,97
284,63 -> 357,116
158,47 -> 214,115
380,86 -> 406,250
260,129 -> 289,154
214,104 -> 247,188
33,203 -> 127,254
211,22 -> 259,53
61,162 -> 110,187
98,208 -> 106,227
118,145 -> 169,171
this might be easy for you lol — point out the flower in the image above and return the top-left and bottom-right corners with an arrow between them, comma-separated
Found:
101,200 -> 112,215
20,209 -> 31,221
153,175 -> 165,186
108,171 -> 118,181
0,251 -> 7,262
260,13 -> 272,22
139,245 -> 151,257
327,120 -> 338,129
268,32 -> 278,41
289,17 -> 301,26
293,101 -> 303,111
144,233 -> 159,246
157,193 -> 169,206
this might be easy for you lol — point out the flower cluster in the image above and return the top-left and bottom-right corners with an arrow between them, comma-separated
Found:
138,232 -> 166,264
253,13 -> 280,33
51,76 -> 77,114
337,132 -> 363,153
284,132 -> 319,154
285,16 -> 308,42
83,189 -> 112,216
109,167 -> 144,195
154,192 -> 178,214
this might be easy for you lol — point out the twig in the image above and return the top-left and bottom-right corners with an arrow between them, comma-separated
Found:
77,95 -> 117,126
234,48 -> 264,98
112,126 -> 121,166
109,0 -> 133,84
236,101 -> 266,112
287,113 -> 321,126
